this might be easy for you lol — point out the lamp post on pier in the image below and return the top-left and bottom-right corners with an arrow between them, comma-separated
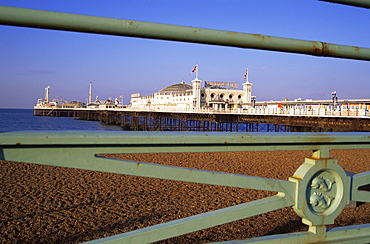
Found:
332,91 -> 338,110
251,96 -> 256,108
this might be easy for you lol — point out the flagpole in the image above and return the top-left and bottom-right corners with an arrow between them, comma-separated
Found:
246,68 -> 249,82
196,64 -> 199,80
244,68 -> 249,83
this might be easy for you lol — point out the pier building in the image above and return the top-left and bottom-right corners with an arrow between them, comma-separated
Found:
130,80 -> 252,111
130,66 -> 253,111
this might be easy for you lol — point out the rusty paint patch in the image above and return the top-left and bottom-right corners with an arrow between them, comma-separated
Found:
320,42 -> 334,57
352,46 -> 360,52
15,142 -> 21,145
308,41 -> 337,57
251,33 -> 266,40
123,20 -> 138,29
308,133 -> 336,144
310,41 -> 324,56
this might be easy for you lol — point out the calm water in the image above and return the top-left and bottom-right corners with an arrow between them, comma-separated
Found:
0,108 -> 290,132
0,108 -> 122,132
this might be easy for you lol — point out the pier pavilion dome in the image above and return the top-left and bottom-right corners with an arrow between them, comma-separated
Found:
157,81 -> 192,94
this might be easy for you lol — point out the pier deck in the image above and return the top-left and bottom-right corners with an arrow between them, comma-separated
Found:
34,107 -> 370,132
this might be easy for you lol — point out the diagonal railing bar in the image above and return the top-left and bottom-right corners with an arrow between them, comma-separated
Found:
0,6 -> 370,61
95,156 -> 295,194
0,143 -> 294,194
84,195 -> 290,244
351,171 -> 370,202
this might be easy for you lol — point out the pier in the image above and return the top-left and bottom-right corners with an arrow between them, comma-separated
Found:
32,75 -> 370,133
34,107 -> 370,132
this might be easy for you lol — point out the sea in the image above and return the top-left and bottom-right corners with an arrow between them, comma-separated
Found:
0,108 -> 289,132
0,108 -> 122,132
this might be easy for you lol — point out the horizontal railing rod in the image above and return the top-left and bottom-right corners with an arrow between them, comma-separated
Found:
0,6 -> 369,61
319,0 -> 370,8
2,131 -> 370,147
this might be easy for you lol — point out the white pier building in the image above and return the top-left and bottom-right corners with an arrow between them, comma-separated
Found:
130,67 -> 253,111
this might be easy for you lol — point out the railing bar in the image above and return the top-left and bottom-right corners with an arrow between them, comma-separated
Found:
95,156 -> 295,194
319,0 -> 370,9
3,141 -> 370,148
351,171 -> 370,202
326,223 -> 370,240
0,6 -> 369,61
0,147 -> 294,193
2,144 -> 370,155
2,131 -> 370,146
216,224 -> 370,243
84,195 -> 290,244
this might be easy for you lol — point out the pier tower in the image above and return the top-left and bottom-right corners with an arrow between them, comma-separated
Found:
88,82 -> 93,104
192,78 -> 202,108
45,86 -> 50,104
242,68 -> 253,105
243,81 -> 253,105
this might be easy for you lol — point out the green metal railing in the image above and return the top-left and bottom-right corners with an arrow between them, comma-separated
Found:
1,131 -> 369,243
0,5 -> 370,61
1,1 -> 370,243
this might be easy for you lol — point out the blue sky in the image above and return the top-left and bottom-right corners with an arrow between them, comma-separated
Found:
1,0 -> 369,108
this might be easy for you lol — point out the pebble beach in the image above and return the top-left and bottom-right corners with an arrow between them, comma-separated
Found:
1,150 -> 369,243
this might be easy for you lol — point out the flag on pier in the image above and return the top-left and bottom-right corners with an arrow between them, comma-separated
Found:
244,68 -> 249,82
189,64 -> 199,80
189,65 -> 197,75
